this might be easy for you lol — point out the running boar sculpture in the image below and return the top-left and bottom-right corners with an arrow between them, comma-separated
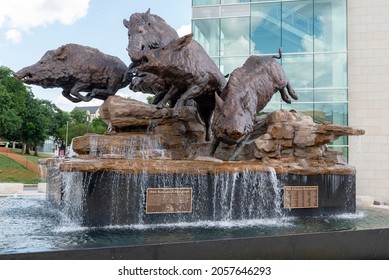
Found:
211,50 -> 298,160
133,34 -> 227,141
14,44 -> 129,103
123,9 -> 181,106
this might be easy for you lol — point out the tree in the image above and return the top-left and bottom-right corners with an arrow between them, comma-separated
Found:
56,110 -> 108,145
0,66 -> 27,143
0,66 -> 67,156
146,95 -> 154,104
70,109 -> 88,123
91,117 -> 108,134
0,85 -> 22,139
20,96 -> 54,155
40,100 -> 70,143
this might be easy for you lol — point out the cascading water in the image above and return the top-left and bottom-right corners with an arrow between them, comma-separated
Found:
89,134 -> 99,158
125,135 -> 169,159
61,171 -> 85,224
86,133 -> 170,160
54,165 -> 287,227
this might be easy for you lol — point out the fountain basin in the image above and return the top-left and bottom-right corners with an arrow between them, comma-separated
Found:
46,158 -> 356,227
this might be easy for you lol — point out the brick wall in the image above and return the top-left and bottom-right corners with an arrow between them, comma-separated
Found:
348,0 -> 389,202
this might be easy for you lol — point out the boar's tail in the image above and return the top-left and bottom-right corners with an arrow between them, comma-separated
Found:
272,48 -> 282,59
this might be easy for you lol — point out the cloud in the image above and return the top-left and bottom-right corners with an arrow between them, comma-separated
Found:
117,90 -> 151,104
0,0 -> 90,43
5,29 -> 21,44
53,93 -> 104,112
177,24 -> 191,37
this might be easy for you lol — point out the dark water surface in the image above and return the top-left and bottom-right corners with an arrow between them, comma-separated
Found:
1,195 -> 389,254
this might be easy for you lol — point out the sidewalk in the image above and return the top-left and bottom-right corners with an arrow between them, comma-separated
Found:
0,183 -> 46,196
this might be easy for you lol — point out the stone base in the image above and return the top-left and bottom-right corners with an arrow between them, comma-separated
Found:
47,159 -> 356,227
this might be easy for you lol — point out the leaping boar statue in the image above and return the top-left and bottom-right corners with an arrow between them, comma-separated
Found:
211,49 -> 298,160
122,9 -> 180,106
134,34 -> 227,141
14,44 -> 129,103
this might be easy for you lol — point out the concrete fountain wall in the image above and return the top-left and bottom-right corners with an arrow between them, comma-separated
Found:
43,96 -> 363,227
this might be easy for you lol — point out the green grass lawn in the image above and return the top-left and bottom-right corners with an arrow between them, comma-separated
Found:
0,155 -> 40,184
10,148 -> 53,164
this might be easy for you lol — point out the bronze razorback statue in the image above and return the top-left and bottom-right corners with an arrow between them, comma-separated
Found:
123,9 -> 216,111
134,34 -> 227,141
14,44 -> 129,103
123,9 -> 179,105
123,9 -> 178,63
210,49 -> 298,160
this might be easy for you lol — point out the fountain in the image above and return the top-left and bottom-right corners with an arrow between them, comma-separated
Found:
17,10 -> 364,229
40,98 -> 363,227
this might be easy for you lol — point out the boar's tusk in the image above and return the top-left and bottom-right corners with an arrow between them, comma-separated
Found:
215,92 -> 224,110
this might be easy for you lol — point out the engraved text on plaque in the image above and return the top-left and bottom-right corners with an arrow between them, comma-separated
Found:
283,186 -> 318,209
146,188 -> 193,214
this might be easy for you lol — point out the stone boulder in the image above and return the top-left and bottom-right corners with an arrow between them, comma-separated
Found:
74,98 -> 365,172
74,95 -> 209,159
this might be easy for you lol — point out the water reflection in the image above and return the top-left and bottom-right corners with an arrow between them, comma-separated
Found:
0,195 -> 387,254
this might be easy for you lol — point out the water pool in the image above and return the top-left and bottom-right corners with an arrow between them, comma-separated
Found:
1,195 -> 389,255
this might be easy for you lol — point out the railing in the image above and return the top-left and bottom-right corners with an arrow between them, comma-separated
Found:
0,147 -> 40,175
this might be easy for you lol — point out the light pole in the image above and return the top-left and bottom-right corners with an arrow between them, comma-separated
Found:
86,112 -> 91,133
65,121 -> 69,155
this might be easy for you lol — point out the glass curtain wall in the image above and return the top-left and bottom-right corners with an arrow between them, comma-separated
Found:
192,0 -> 348,155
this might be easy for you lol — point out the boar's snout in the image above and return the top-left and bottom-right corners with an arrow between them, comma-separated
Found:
225,128 -> 245,142
13,69 -> 33,83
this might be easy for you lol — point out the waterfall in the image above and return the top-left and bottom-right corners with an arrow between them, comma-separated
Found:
125,135 -> 169,159
89,134 -> 99,158
87,134 -> 170,159
55,167 -> 287,226
61,172 -> 85,224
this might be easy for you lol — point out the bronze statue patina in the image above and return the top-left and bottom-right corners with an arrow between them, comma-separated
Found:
14,10 -> 297,155
122,9 -> 179,106
133,34 -> 227,141
123,9 -> 179,63
211,50 -> 298,160
14,44 -> 129,103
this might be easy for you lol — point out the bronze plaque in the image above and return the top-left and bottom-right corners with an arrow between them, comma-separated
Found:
146,188 -> 192,214
283,186 -> 318,209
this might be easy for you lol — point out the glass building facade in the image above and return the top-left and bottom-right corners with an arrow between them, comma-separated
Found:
192,0 -> 348,156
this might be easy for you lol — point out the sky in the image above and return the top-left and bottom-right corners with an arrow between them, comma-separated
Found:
0,0 -> 192,111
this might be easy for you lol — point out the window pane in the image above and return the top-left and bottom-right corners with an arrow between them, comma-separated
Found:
313,102 -> 348,125
220,57 -> 247,76
221,3 -> 250,17
314,0 -> 347,52
192,6 -> 220,18
281,102 -> 314,119
222,0 -> 250,4
288,89 -> 313,104
220,17 -> 250,56
211,57 -> 220,69
192,19 -> 220,57
314,89 -> 347,103
282,54 -> 313,88
193,0 -> 220,6
329,145 -> 348,157
263,100 -> 281,114
251,3 -> 281,55
314,53 -> 347,88
282,0 -> 314,53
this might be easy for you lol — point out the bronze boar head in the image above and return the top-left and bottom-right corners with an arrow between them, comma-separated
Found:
212,91 -> 257,145
123,9 -> 178,62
